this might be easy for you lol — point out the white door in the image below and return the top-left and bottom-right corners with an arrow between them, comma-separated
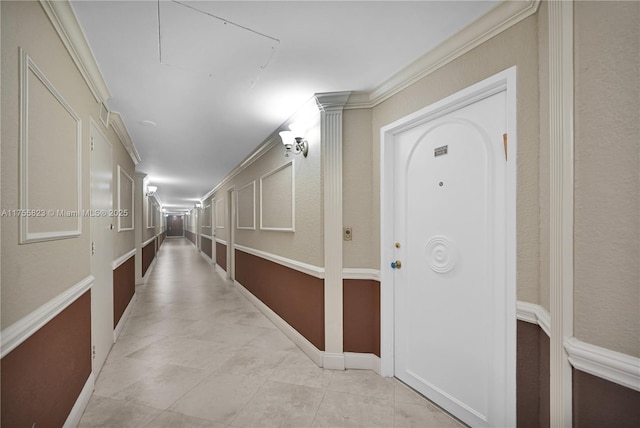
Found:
390,76 -> 515,427
90,121 -> 114,375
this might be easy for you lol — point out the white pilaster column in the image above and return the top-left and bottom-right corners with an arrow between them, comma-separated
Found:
316,92 -> 351,370
548,1 -> 574,426
134,172 -> 147,285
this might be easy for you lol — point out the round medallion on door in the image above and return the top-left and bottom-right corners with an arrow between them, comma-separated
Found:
425,236 -> 457,273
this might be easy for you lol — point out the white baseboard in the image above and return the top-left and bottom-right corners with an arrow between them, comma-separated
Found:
215,264 -> 227,277
345,352 -> 382,375
137,257 -> 158,285
113,293 -> 136,342
1,275 -> 94,358
63,372 -> 95,428
323,352 -> 346,370
234,280 -> 324,368
199,251 -> 214,265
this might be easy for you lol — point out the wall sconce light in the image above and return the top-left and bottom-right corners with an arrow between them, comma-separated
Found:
195,202 -> 202,209
146,185 -> 158,197
279,130 -> 308,158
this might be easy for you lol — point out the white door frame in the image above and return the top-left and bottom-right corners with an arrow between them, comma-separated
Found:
380,67 -> 517,422
89,117 -> 114,375
227,187 -> 236,280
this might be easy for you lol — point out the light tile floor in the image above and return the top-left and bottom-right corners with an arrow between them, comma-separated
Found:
79,238 -> 463,428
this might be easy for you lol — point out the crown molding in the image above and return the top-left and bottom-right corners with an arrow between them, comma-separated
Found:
109,111 -> 141,165
38,0 -> 111,103
345,0 -> 540,109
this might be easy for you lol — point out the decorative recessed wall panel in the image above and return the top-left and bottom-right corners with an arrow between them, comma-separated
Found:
19,49 -> 82,243
117,165 -> 134,231
203,203 -> 212,227
237,181 -> 255,230
146,198 -> 155,228
260,161 -> 294,232
215,198 -> 225,228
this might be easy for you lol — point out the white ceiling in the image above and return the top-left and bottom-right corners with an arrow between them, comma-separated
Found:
71,0 -> 496,211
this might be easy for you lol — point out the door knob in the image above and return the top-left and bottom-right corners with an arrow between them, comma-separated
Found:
391,260 -> 402,269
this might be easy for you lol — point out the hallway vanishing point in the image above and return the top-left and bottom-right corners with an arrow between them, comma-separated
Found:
78,238 -> 463,427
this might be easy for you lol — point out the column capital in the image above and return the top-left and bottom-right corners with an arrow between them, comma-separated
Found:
315,92 -> 351,113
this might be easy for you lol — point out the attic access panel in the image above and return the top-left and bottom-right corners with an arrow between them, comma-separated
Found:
159,1 -> 279,85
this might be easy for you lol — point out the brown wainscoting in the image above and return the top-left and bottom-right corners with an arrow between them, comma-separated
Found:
234,249 -> 325,350
158,231 -> 166,248
343,279 -> 380,356
1,291 -> 91,427
201,236 -> 213,259
113,254 -> 135,328
142,239 -> 156,277
573,368 -> 640,427
216,242 -> 227,271
517,320 -> 550,428
185,230 -> 196,245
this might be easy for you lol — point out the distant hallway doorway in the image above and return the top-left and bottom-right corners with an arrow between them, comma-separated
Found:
167,215 -> 184,236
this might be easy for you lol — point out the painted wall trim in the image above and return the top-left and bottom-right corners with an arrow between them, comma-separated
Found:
200,233 -> 214,240
19,48 -> 83,244
517,301 -> 551,337
259,162 -> 295,232
38,0 -> 111,103
345,0 -> 540,109
113,293 -> 135,342
548,1 -> 575,426
109,112 -> 141,165
142,236 -> 156,247
565,337 -> 640,393
344,352 -> 382,375
235,280 -> 324,367
234,244 -> 325,279
117,165 -> 135,231
112,248 -> 136,270
1,275 -> 94,358
343,268 -> 380,281
215,237 -> 227,245
215,264 -> 226,276
62,372 -> 95,428
199,250 -> 214,265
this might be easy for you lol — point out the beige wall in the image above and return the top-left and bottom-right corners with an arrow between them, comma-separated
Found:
343,108 -> 374,268
0,1 -> 131,327
341,13 -> 541,303
110,126 -> 136,260
210,108 -> 323,267
573,1 -> 639,357
3,1 -> 89,327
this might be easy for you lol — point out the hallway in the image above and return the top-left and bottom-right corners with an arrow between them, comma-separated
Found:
78,238 -> 462,427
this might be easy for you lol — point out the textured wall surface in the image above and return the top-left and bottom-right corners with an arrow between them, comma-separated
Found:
573,1 -> 640,357
367,13 -> 541,304
342,108 -> 374,268
1,1 -> 115,326
211,106 -> 323,267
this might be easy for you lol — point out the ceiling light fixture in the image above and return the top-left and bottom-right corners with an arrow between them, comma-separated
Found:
279,129 -> 308,158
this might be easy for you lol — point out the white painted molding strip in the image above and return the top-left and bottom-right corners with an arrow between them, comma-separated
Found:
39,0 -> 111,103
1,275 -> 94,358
113,293 -> 136,342
200,234 -> 214,240
235,280 -> 324,367
516,301 -> 551,337
565,337 -> 640,393
344,352 -> 381,375
234,244 -> 325,279
215,237 -> 227,245
346,0 -> 540,109
199,250 -> 214,265
109,112 -> 141,165
112,248 -> 136,270
343,268 -> 380,282
63,372 -> 95,428
142,236 -> 156,247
